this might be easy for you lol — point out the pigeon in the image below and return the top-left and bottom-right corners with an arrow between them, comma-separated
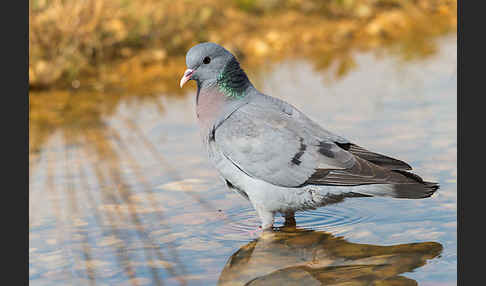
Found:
180,42 -> 438,230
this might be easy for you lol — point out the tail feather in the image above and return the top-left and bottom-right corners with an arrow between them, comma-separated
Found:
389,181 -> 439,199
350,170 -> 439,199
389,169 -> 439,198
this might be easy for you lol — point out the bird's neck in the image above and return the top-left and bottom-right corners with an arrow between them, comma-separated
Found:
196,84 -> 252,132
216,57 -> 251,99
195,57 -> 253,131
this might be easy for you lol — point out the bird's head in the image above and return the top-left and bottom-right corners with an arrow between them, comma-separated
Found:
180,42 -> 234,88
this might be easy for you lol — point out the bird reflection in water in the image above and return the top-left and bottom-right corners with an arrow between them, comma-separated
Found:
218,226 -> 442,286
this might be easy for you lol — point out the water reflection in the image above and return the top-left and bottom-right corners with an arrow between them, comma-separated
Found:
29,90 -> 193,284
219,227 -> 442,286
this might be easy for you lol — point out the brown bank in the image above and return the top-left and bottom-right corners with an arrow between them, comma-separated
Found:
29,0 -> 456,92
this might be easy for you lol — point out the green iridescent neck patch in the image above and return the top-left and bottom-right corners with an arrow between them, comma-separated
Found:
217,57 -> 250,99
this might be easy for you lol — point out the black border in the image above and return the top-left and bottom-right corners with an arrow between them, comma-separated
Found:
3,0 -> 29,284
458,0 -> 482,285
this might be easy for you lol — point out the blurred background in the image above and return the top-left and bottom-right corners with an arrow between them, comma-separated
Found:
29,0 -> 456,91
29,0 -> 457,285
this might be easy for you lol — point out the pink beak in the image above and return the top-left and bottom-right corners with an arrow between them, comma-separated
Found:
180,69 -> 194,88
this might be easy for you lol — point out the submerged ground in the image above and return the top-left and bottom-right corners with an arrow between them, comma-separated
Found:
29,32 -> 456,285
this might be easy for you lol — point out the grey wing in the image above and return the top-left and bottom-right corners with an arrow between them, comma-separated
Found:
214,98 -> 357,188
289,96 -> 412,171
303,156 -> 417,186
215,94 -> 426,192
333,143 -> 412,170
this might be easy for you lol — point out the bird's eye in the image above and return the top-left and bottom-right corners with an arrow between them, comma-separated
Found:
203,56 -> 211,64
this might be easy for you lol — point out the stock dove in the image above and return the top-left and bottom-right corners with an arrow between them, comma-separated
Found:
180,42 -> 438,230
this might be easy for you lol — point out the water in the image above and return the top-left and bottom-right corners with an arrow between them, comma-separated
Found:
29,35 -> 456,285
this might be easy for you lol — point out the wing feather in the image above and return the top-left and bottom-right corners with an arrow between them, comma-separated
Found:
335,143 -> 412,170
214,94 -> 420,190
303,156 -> 419,187
214,96 -> 355,188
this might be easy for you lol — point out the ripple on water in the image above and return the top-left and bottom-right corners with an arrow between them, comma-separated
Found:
203,206 -> 260,242
203,204 -> 374,242
295,204 -> 374,232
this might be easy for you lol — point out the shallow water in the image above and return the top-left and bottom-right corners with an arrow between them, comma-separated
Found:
29,35 -> 456,285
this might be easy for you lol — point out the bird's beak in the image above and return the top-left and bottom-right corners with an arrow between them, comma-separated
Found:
180,69 -> 194,88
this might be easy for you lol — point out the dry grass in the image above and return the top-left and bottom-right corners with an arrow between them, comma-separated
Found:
29,0 -> 221,87
29,0 -> 457,89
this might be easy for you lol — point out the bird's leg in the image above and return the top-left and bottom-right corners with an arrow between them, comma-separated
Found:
283,212 -> 296,227
247,209 -> 273,238
255,205 -> 275,230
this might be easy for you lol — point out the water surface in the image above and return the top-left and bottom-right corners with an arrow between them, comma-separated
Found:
29,36 -> 456,285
